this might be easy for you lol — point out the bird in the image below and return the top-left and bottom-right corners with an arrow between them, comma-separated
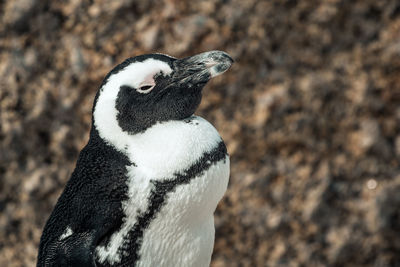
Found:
37,50 -> 233,267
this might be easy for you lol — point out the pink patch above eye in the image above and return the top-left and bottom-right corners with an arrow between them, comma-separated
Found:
138,72 -> 157,88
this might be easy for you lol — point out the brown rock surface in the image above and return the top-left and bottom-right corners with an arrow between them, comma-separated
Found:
1,0 -> 400,266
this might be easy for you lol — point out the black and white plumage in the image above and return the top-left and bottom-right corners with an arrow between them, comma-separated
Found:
37,51 -> 233,267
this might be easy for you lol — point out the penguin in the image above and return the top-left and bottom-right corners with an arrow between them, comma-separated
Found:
37,50 -> 233,267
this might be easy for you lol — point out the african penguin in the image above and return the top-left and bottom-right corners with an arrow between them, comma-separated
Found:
37,50 -> 233,267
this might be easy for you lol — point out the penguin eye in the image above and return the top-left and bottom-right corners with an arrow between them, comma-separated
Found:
139,85 -> 153,91
137,85 -> 155,93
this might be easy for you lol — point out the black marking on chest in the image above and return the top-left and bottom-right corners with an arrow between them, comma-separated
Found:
98,141 -> 227,266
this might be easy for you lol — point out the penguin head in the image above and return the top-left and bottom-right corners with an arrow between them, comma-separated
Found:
93,51 -> 233,138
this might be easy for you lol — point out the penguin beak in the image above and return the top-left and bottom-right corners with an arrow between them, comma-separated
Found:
171,51 -> 233,87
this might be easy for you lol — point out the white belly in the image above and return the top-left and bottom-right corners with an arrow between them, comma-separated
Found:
95,116 -> 230,266
137,157 -> 229,267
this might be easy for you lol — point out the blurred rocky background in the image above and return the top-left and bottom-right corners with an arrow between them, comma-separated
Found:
1,0 -> 400,266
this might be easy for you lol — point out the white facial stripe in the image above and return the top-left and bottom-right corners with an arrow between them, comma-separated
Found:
94,59 -> 172,149
114,58 -> 172,89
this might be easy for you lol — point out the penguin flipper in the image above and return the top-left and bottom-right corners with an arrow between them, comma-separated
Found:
38,139 -> 130,266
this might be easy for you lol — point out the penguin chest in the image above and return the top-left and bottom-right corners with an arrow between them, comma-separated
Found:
126,116 -> 225,177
